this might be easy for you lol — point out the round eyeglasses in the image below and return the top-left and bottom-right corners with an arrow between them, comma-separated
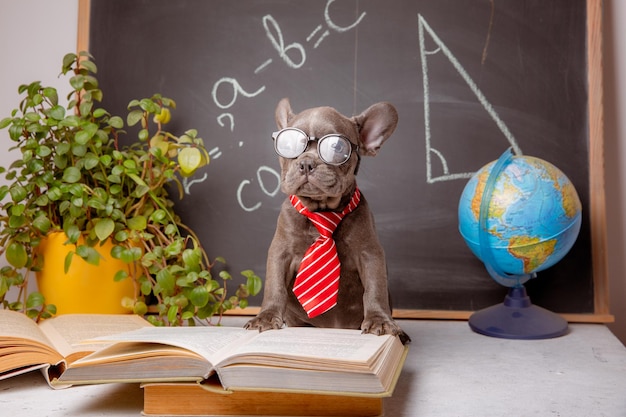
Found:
272,128 -> 358,165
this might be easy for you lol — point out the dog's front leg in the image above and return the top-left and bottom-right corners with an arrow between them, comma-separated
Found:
359,248 -> 410,343
244,253 -> 291,331
244,209 -> 295,331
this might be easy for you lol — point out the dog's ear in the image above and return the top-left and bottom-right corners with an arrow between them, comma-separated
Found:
352,102 -> 398,156
275,98 -> 295,129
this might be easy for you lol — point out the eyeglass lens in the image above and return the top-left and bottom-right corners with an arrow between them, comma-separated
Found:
274,129 -> 353,165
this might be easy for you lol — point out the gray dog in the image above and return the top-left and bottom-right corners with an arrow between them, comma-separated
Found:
245,98 -> 410,344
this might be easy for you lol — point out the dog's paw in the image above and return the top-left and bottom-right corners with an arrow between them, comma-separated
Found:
361,315 -> 411,344
244,311 -> 284,332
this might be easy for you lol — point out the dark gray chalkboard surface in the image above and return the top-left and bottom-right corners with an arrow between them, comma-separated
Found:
82,0 -> 609,321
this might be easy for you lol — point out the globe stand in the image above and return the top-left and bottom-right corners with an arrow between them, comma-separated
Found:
468,286 -> 568,339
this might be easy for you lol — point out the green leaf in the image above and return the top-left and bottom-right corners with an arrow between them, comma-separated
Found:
74,122 -> 98,145
26,292 -> 45,309
140,279 -> 152,296
10,204 -> 25,216
114,230 -> 129,242
114,269 -> 128,282
78,101 -> 93,116
247,274 -> 263,296
80,59 -> 97,74
138,129 -> 149,141
118,249 -> 134,264
167,305 -> 178,323
109,116 -> 124,129
72,144 -> 87,157
44,304 -> 57,316
56,142 -> 71,155
156,269 -> 175,294
219,270 -> 232,280
48,105 -> 65,120
182,249 -> 202,268
32,216 -> 52,234
189,286 -> 210,307
47,187 -> 63,201
128,173 -> 147,187
133,301 -> 148,316
127,110 -> 143,127
127,215 -> 147,231
36,145 -> 52,157
83,153 -> 100,170
93,108 -> 107,118
110,245 -> 125,260
0,117 -> 12,129
6,241 -> 28,268
8,214 -> 25,228
43,87 -> 58,105
99,154 -> 112,166
64,251 -> 74,274
77,245 -> 101,266
62,53 -> 77,71
69,75 -> 85,90
64,224 -> 81,243
63,166 -> 81,183
131,185 -> 150,198
59,115 -> 80,127
94,218 -> 115,241
165,240 -> 183,256
178,147 -> 203,176
9,185 -> 27,202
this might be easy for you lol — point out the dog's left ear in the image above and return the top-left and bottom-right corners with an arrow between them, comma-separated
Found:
352,102 -> 398,156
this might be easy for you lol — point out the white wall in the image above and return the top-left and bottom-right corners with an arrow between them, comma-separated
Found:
1,0 -> 625,344
0,0 -> 78,164
0,0 -> 79,299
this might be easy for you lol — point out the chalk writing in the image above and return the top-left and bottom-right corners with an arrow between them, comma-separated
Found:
263,14 -> 307,69
236,166 -> 281,212
417,14 -> 522,184
204,0 -> 367,211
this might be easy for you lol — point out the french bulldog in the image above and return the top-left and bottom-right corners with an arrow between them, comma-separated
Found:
245,98 -> 410,344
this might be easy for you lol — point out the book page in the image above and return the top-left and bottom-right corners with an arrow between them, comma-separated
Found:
215,328 -> 395,371
0,310 -> 53,348
38,314 -> 151,360
87,326 -> 256,366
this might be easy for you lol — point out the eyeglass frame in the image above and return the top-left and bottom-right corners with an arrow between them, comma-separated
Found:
271,127 -> 359,166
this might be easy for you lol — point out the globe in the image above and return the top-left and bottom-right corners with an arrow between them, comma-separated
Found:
458,149 -> 582,340
458,150 -> 582,287
458,149 -> 582,339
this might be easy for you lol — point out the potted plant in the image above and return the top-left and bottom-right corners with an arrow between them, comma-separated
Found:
0,52 -> 261,325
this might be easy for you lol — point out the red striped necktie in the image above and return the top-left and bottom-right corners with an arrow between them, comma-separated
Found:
289,188 -> 361,318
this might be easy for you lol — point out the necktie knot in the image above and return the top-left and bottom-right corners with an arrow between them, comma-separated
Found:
289,188 -> 361,318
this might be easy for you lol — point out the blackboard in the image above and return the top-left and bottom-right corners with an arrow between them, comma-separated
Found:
82,0 -> 609,321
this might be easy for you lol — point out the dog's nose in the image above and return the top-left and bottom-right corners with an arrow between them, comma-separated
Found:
298,158 -> 317,175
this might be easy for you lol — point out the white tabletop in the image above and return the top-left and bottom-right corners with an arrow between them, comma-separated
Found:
2,317 -> 626,417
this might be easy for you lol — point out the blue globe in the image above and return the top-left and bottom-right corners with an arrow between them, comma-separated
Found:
458,151 -> 582,287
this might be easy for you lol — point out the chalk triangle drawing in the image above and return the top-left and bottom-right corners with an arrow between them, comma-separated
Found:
417,14 -> 522,184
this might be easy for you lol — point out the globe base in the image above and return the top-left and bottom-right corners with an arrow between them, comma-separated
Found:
468,286 -> 568,339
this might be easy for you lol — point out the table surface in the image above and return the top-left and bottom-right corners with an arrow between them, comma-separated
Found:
2,317 -> 626,417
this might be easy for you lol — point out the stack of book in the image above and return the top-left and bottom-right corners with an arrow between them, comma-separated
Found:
1,310 -> 408,416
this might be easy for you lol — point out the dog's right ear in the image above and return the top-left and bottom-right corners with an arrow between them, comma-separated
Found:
275,98 -> 295,129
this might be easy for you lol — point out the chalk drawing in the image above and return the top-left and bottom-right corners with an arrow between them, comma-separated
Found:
418,14 -> 522,184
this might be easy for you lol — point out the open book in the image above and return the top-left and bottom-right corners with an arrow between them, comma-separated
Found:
55,325 -> 408,396
0,309 -> 151,386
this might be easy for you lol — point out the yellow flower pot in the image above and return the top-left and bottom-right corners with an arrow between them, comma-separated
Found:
36,232 -> 135,315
